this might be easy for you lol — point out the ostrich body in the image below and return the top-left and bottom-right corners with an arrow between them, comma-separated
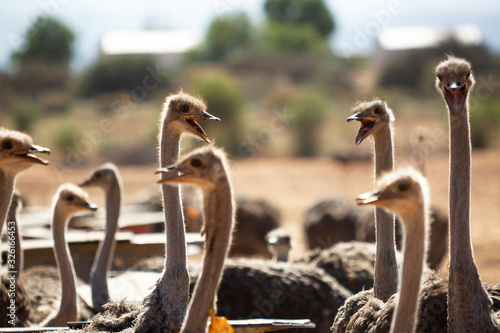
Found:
435,56 -> 499,332
188,258 -> 351,333
0,128 -> 49,327
347,99 -> 398,301
79,163 -> 122,312
38,184 -> 98,327
157,145 -> 234,332
299,241 -> 377,294
346,168 -> 430,333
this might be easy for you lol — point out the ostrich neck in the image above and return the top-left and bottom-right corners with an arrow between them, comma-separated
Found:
160,128 -> 186,267
182,182 -> 234,333
51,208 -> 78,322
390,208 -> 426,333
0,171 -> 15,237
447,109 -> 493,331
90,182 -> 120,311
134,116 -> 189,332
373,129 -> 398,302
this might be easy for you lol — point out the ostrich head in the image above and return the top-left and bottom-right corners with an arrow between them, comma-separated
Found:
156,145 -> 229,190
356,168 -> 429,222
0,127 -> 50,175
163,92 -> 221,143
347,99 -> 395,145
435,56 -> 475,115
79,163 -> 120,192
265,228 -> 292,262
54,184 -> 98,217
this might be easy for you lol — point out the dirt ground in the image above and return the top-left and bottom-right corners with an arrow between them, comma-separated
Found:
16,148 -> 500,284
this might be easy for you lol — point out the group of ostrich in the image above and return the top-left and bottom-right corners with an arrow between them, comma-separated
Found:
0,55 -> 497,332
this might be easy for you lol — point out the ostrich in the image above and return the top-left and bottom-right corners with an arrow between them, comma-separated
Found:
33,184 -> 98,327
435,55 -> 499,331
408,127 -> 449,270
347,98 -> 398,302
79,162 -> 122,312
265,228 -> 291,262
343,168 -> 430,333
0,128 -> 49,327
77,91 -> 220,332
156,145 -> 235,332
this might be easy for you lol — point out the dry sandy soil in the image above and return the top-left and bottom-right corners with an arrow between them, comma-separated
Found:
16,148 -> 500,283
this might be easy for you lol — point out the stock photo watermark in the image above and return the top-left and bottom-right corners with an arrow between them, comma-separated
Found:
5,220 -> 19,325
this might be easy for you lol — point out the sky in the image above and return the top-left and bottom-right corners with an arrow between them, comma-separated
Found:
1,0 -> 500,72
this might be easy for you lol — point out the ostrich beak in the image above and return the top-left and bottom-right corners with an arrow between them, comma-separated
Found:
12,144 -> 51,165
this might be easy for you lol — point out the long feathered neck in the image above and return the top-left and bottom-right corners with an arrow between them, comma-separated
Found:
372,126 -> 398,302
133,110 -> 190,332
90,180 -> 121,312
160,117 -> 186,267
447,105 -> 495,331
182,179 -> 234,333
46,207 -> 78,326
0,171 -> 15,241
390,204 -> 426,333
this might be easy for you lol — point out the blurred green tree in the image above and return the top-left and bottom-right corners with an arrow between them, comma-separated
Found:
12,16 -> 75,68
79,55 -> 169,98
288,89 -> 330,156
264,0 -> 335,38
191,71 -> 246,155
259,23 -> 330,55
203,12 -> 253,61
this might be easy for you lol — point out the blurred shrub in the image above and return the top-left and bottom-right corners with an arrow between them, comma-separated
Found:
290,89 -> 330,156
48,121 -> 79,158
9,101 -> 42,132
79,55 -> 169,97
470,97 -> 500,148
264,0 -> 335,38
258,23 -> 330,55
269,87 -> 329,156
191,71 -> 246,155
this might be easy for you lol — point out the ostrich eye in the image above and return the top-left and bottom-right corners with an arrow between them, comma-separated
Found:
1,140 -> 13,151
66,194 -> 75,202
190,158 -> 202,168
373,106 -> 383,115
465,72 -> 470,80
398,182 -> 410,192
178,104 -> 190,113
437,74 -> 443,82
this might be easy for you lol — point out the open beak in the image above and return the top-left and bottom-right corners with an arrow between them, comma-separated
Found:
442,82 -> 468,115
83,202 -> 98,211
356,188 -> 396,206
156,164 -> 191,184
356,190 -> 381,206
347,113 -> 376,145
12,144 -> 51,165
185,111 -> 221,144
